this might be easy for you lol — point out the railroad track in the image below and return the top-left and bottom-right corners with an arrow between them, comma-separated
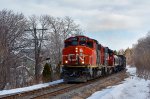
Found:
1,70 -> 127,99
0,83 -> 74,99
33,83 -> 85,99
33,70 -> 127,99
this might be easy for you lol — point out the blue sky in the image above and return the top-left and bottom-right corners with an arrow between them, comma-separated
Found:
0,0 -> 149,50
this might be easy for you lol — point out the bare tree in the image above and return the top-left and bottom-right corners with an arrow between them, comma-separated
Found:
27,15 -> 48,82
118,49 -> 125,55
132,32 -> 150,79
0,11 -> 83,89
0,9 -> 27,90
46,16 -> 83,65
124,48 -> 133,65
22,15 -> 82,83
62,16 -> 82,40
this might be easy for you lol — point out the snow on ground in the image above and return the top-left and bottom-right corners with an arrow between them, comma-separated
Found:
0,79 -> 63,96
88,66 -> 150,99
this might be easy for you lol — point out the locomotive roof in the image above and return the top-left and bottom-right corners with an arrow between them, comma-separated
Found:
65,35 -> 91,41
66,35 -> 100,42
65,35 -> 114,51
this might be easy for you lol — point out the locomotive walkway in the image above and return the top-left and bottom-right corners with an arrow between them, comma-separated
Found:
0,70 -> 128,99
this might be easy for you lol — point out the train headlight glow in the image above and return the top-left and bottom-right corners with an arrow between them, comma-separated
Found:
75,50 -> 78,52
65,60 -> 68,64
75,48 -> 78,52
82,61 -> 84,64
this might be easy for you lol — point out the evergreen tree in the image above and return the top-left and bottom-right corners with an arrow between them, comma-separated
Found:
42,63 -> 52,82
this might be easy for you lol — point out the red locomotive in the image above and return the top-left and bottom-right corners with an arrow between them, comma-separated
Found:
61,35 -> 126,82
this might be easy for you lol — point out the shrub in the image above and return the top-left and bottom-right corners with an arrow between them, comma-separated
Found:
42,63 -> 52,82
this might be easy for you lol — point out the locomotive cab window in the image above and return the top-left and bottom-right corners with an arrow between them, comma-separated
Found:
66,37 -> 78,46
87,41 -> 93,48
71,40 -> 78,46
79,41 -> 86,46
79,37 -> 87,46
65,41 -> 71,47
98,45 -> 101,50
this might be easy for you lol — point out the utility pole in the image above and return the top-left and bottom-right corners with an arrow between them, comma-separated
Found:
25,28 -> 47,82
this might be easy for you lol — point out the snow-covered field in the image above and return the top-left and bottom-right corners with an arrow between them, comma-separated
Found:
1,66 -> 150,99
88,66 -> 150,99
0,79 -> 63,96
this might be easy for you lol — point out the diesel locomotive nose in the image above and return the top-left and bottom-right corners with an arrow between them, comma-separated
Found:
68,47 -> 85,65
63,46 -> 86,66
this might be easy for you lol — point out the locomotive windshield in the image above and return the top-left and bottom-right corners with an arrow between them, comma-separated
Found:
71,40 -> 78,46
87,41 -> 93,48
79,37 -> 87,46
65,41 -> 71,47
65,36 -> 93,48
65,40 -> 78,47
65,37 -> 78,47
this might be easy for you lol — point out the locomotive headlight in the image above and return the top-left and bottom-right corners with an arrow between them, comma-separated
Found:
75,50 -> 78,52
75,48 -> 78,52
65,60 -> 68,64
82,61 -> 84,64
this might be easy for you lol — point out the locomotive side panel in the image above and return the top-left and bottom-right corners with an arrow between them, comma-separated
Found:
104,47 -> 109,66
100,45 -> 105,65
108,49 -> 114,66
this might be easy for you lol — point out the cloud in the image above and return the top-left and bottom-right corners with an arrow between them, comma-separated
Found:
0,0 -> 149,49
85,12 -> 142,32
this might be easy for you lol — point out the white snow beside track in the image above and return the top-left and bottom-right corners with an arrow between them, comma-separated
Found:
0,79 -> 63,96
87,66 -> 150,99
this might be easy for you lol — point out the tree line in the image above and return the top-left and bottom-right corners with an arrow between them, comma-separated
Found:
132,32 -> 150,79
115,33 -> 150,80
0,9 -> 82,90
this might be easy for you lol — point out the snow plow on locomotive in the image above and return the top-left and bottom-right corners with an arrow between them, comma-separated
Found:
61,35 -> 126,82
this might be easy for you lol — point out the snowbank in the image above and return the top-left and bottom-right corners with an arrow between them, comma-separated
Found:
88,66 -> 150,99
0,79 -> 63,96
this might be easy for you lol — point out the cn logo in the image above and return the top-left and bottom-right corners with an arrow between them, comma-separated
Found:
68,54 -> 84,61
79,48 -> 83,52
68,54 -> 77,61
